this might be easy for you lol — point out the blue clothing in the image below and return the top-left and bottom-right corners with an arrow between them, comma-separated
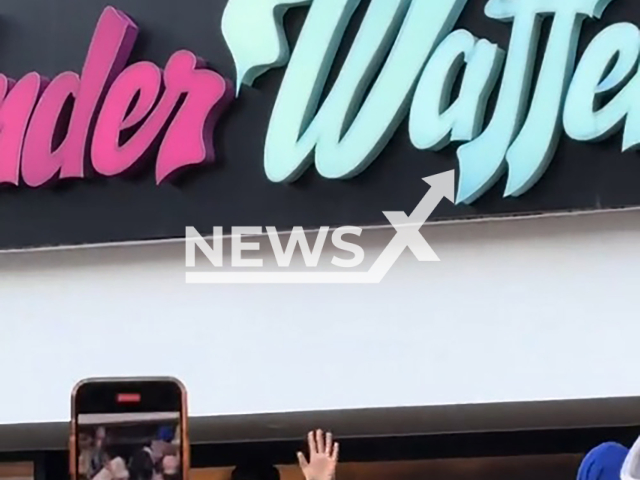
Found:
158,426 -> 175,442
577,442 -> 629,480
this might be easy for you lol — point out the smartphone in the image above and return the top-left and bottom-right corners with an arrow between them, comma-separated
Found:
70,378 -> 189,480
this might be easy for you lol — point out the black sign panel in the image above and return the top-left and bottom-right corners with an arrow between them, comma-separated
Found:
0,0 -> 638,249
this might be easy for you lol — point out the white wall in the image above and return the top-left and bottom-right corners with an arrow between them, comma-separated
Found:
0,210 -> 639,426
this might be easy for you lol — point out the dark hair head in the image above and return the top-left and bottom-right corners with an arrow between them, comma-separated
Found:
129,449 -> 155,480
231,464 -> 279,480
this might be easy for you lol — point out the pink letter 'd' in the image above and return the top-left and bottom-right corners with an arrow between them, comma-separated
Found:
90,9 -> 232,184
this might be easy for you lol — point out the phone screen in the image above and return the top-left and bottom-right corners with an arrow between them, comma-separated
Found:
72,380 -> 187,480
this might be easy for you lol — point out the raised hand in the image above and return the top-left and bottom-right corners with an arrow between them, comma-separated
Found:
297,430 -> 339,480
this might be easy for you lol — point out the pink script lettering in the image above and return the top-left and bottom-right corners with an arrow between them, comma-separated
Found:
1,6 -> 231,187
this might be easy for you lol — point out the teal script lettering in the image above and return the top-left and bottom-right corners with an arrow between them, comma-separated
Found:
222,0 -> 627,204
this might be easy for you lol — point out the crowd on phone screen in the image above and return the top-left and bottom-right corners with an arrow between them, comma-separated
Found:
78,425 -> 181,480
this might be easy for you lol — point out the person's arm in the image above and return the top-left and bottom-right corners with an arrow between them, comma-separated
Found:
297,430 -> 339,480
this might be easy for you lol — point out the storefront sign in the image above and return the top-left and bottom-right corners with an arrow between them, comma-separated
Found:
1,0 -> 640,250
